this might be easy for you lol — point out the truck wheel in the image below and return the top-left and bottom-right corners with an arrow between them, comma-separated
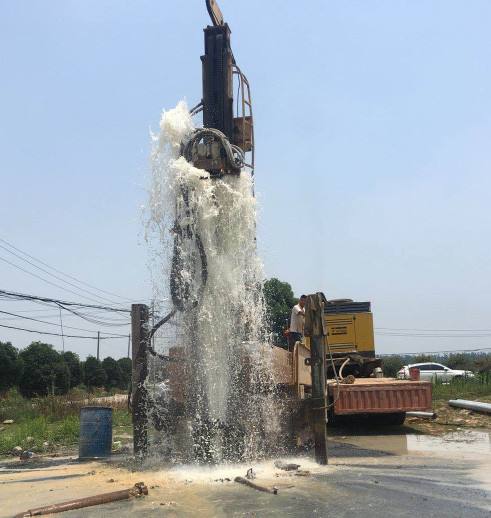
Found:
376,412 -> 406,426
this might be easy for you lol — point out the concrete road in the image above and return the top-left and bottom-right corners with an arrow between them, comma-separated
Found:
1,430 -> 490,517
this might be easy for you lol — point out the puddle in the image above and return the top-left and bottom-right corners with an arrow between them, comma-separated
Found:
165,456 -> 329,484
334,430 -> 491,456
407,430 -> 490,454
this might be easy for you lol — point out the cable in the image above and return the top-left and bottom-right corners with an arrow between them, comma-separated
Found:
0,289 -> 131,329
325,336 -> 341,412
0,237 -> 136,303
0,244 -> 122,305
375,327 -> 491,333
0,323 -> 127,340
0,310 -> 129,336
375,333 -> 491,338
378,346 -> 491,356
0,255 -> 127,306
0,288 -> 130,313
182,128 -> 245,171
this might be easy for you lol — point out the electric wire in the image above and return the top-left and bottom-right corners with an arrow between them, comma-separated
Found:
376,332 -> 491,337
0,323 -> 127,340
0,289 -> 130,313
0,310 -> 129,336
376,327 -> 491,332
0,244 -> 122,305
0,237 -> 136,303
379,346 -> 491,356
0,289 -> 131,328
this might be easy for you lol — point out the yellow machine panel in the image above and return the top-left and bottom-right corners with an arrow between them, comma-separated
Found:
326,312 -> 374,355
303,301 -> 375,357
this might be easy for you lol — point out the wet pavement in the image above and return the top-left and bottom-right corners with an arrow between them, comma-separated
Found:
1,430 -> 490,517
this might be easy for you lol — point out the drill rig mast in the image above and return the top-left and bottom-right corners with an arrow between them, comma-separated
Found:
184,0 -> 254,176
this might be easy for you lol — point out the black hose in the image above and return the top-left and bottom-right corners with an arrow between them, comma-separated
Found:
148,182 -> 208,359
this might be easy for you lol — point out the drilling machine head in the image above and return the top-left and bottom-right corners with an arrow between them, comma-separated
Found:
183,0 -> 254,177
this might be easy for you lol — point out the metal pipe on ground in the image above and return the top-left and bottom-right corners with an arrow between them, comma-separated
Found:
406,411 -> 437,419
234,476 -> 278,494
448,399 -> 491,414
13,482 -> 148,517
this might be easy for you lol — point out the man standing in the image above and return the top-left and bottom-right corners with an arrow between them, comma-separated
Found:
289,295 -> 307,350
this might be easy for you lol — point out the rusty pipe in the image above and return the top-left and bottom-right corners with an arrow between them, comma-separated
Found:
14,482 -> 148,517
234,476 -> 278,494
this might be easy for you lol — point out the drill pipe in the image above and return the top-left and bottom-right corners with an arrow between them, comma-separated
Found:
13,482 -> 148,517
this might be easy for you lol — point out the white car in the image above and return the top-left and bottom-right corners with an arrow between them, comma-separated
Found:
397,362 -> 475,382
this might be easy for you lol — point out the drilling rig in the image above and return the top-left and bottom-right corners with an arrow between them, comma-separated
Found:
131,0 -> 259,462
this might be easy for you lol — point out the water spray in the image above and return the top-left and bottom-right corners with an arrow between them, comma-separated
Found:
134,0 -> 278,465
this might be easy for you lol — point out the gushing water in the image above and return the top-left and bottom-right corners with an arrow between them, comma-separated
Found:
145,102 -> 280,463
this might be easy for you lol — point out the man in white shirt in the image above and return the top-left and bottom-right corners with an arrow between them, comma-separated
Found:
288,295 -> 307,350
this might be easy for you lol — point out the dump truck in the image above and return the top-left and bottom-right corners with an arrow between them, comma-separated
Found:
269,297 -> 433,427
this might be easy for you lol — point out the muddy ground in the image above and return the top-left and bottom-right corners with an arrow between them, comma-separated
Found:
1,413 -> 490,518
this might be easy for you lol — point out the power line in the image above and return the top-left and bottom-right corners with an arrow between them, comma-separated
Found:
0,243 -> 122,306
0,288 -> 130,313
0,322 -> 127,340
376,332 -> 491,337
0,288 -> 131,328
0,255 -> 122,306
0,311 -> 129,322
376,327 -> 491,332
0,237 -> 135,303
379,346 -> 491,356
0,310 -> 129,336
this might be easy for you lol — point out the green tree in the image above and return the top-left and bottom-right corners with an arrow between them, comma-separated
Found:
381,355 -> 404,378
102,357 -> 123,389
62,351 -> 82,387
263,278 -> 296,347
446,353 -> 474,371
117,357 -> 132,390
0,342 -> 24,392
413,354 -> 433,363
18,342 -> 70,396
474,354 -> 491,375
84,356 -> 107,389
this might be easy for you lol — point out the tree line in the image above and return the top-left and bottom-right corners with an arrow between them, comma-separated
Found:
0,340 -> 131,397
381,352 -> 491,378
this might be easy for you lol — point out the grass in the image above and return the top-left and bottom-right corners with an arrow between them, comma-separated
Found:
0,389 -> 132,456
432,375 -> 491,401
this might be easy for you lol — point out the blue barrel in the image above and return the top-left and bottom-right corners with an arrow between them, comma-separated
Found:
79,407 -> 113,459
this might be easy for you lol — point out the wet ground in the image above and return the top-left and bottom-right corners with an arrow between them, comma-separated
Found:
1,429 -> 490,518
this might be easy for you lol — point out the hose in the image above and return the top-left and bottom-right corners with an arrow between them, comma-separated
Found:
338,358 -> 350,380
325,338 -> 342,412
182,128 -> 245,171
147,182 -> 209,359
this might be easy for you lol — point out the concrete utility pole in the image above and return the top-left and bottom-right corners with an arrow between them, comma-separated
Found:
96,331 -> 100,360
304,293 -> 329,465
131,304 -> 149,458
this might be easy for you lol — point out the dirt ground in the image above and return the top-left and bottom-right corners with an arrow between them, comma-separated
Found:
405,397 -> 491,435
1,412 -> 490,518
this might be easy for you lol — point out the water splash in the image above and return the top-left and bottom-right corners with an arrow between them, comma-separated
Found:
145,101 -> 280,463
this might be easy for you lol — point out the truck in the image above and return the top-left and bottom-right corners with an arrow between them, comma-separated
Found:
269,297 -> 433,427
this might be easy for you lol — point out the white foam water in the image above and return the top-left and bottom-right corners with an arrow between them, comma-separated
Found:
145,101 -> 280,463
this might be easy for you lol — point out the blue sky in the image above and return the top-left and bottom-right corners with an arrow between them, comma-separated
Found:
1,0 -> 490,358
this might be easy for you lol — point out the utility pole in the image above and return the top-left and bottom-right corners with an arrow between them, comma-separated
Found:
304,293 -> 329,465
96,331 -> 100,360
131,304 -> 149,458
127,334 -> 131,359
59,307 -> 65,353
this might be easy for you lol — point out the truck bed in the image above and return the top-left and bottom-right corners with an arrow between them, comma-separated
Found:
326,378 -> 432,415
